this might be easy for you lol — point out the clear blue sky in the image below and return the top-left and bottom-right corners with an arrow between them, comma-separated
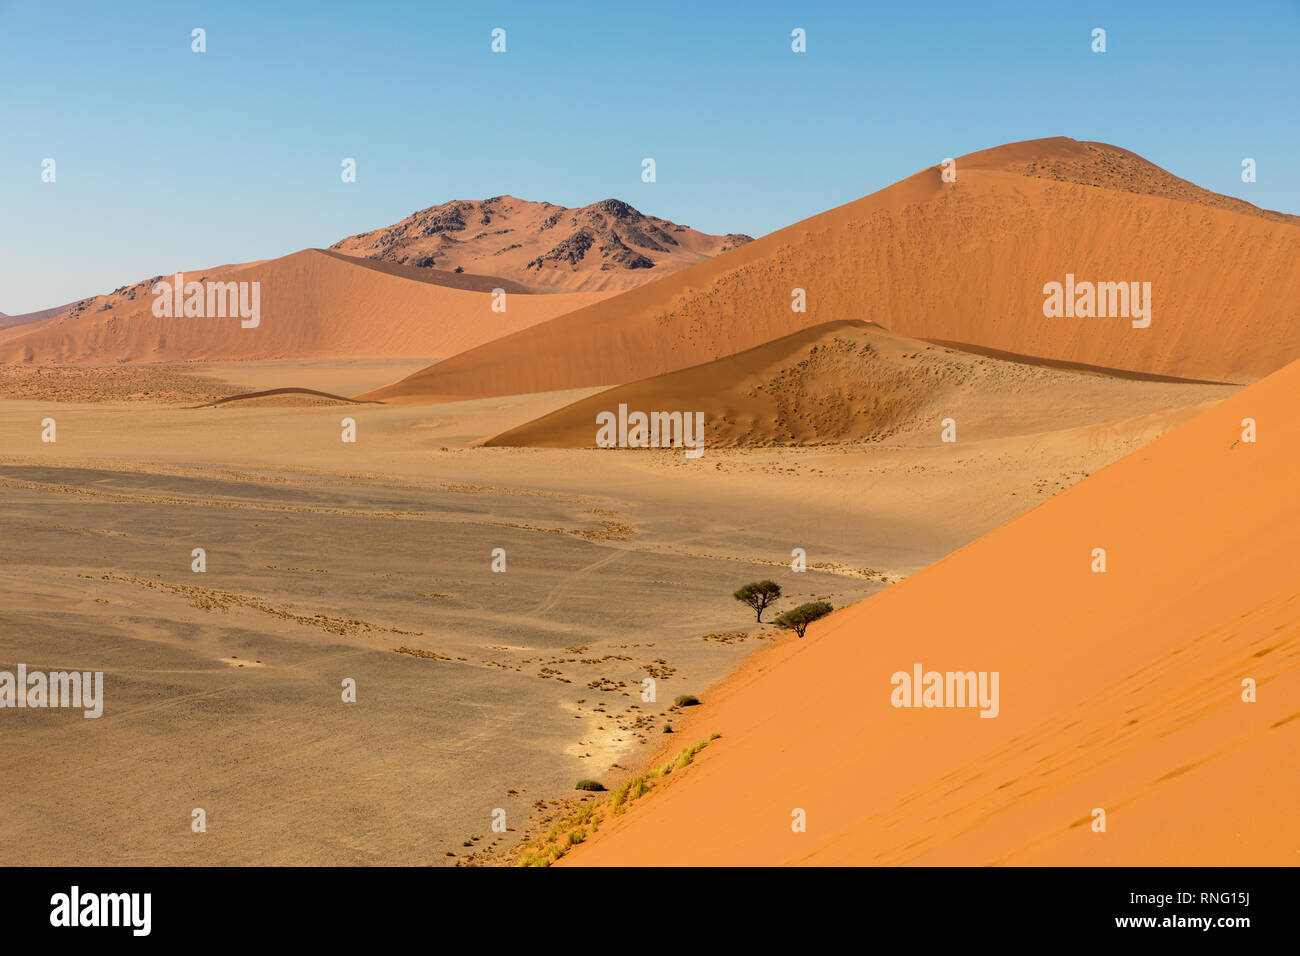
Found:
1,0 -> 1296,314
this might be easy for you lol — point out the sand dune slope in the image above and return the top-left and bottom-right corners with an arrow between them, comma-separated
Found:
0,249 -> 608,365
366,138 -> 1300,403
562,355 -> 1300,866
486,320 -> 1237,449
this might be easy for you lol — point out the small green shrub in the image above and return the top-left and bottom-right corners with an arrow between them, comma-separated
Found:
774,601 -> 834,638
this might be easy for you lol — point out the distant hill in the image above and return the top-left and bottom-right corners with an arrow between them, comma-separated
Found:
330,195 -> 752,293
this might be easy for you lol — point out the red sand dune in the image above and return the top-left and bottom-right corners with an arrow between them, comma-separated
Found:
0,249 -> 608,365
562,355 -> 1300,866
485,320 -> 1235,450
330,195 -> 752,293
486,320 -> 939,448
364,138 -> 1300,404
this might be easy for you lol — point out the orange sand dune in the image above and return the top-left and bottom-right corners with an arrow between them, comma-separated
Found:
364,138 -> 1300,404
563,355 -> 1300,866
330,195 -> 752,294
486,320 -> 1237,449
0,249 -> 609,365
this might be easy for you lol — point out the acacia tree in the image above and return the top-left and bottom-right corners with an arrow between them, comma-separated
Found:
734,580 -> 782,622
774,601 -> 833,638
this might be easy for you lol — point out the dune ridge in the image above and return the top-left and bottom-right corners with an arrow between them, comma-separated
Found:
561,354 -> 1300,866
961,137 -> 1299,224
363,138 -> 1300,404
190,386 -> 382,408
0,302 -> 78,331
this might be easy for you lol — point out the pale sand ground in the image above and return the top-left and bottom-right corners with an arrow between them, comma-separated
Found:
0,360 -> 1235,864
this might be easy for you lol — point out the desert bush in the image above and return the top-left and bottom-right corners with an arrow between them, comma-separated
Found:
733,579 -> 782,622
774,601 -> 834,638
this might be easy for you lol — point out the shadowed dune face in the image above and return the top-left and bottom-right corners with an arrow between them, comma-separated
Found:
329,195 -> 752,294
312,248 -> 543,294
0,249 -> 609,365
363,137 -> 1300,404
560,354 -> 1300,867
486,320 -> 1239,449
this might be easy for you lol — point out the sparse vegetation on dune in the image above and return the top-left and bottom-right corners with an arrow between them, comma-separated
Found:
516,734 -> 721,867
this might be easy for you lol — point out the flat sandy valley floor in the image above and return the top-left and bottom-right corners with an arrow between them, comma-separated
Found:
0,361 -> 1237,865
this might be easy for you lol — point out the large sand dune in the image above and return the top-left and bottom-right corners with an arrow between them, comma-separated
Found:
0,249 -> 608,365
330,195 -> 752,293
364,137 -> 1300,404
562,354 -> 1300,866
486,320 -> 1237,450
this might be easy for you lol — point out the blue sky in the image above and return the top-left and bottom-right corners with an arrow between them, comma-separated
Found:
1,0 -> 1296,314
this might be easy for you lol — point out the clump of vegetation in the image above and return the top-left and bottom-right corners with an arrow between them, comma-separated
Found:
700,631 -> 750,644
574,779 -> 606,792
733,580 -> 782,622
663,723 -> 673,733
517,734 -> 721,867
674,694 -> 700,707
774,601 -> 834,638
